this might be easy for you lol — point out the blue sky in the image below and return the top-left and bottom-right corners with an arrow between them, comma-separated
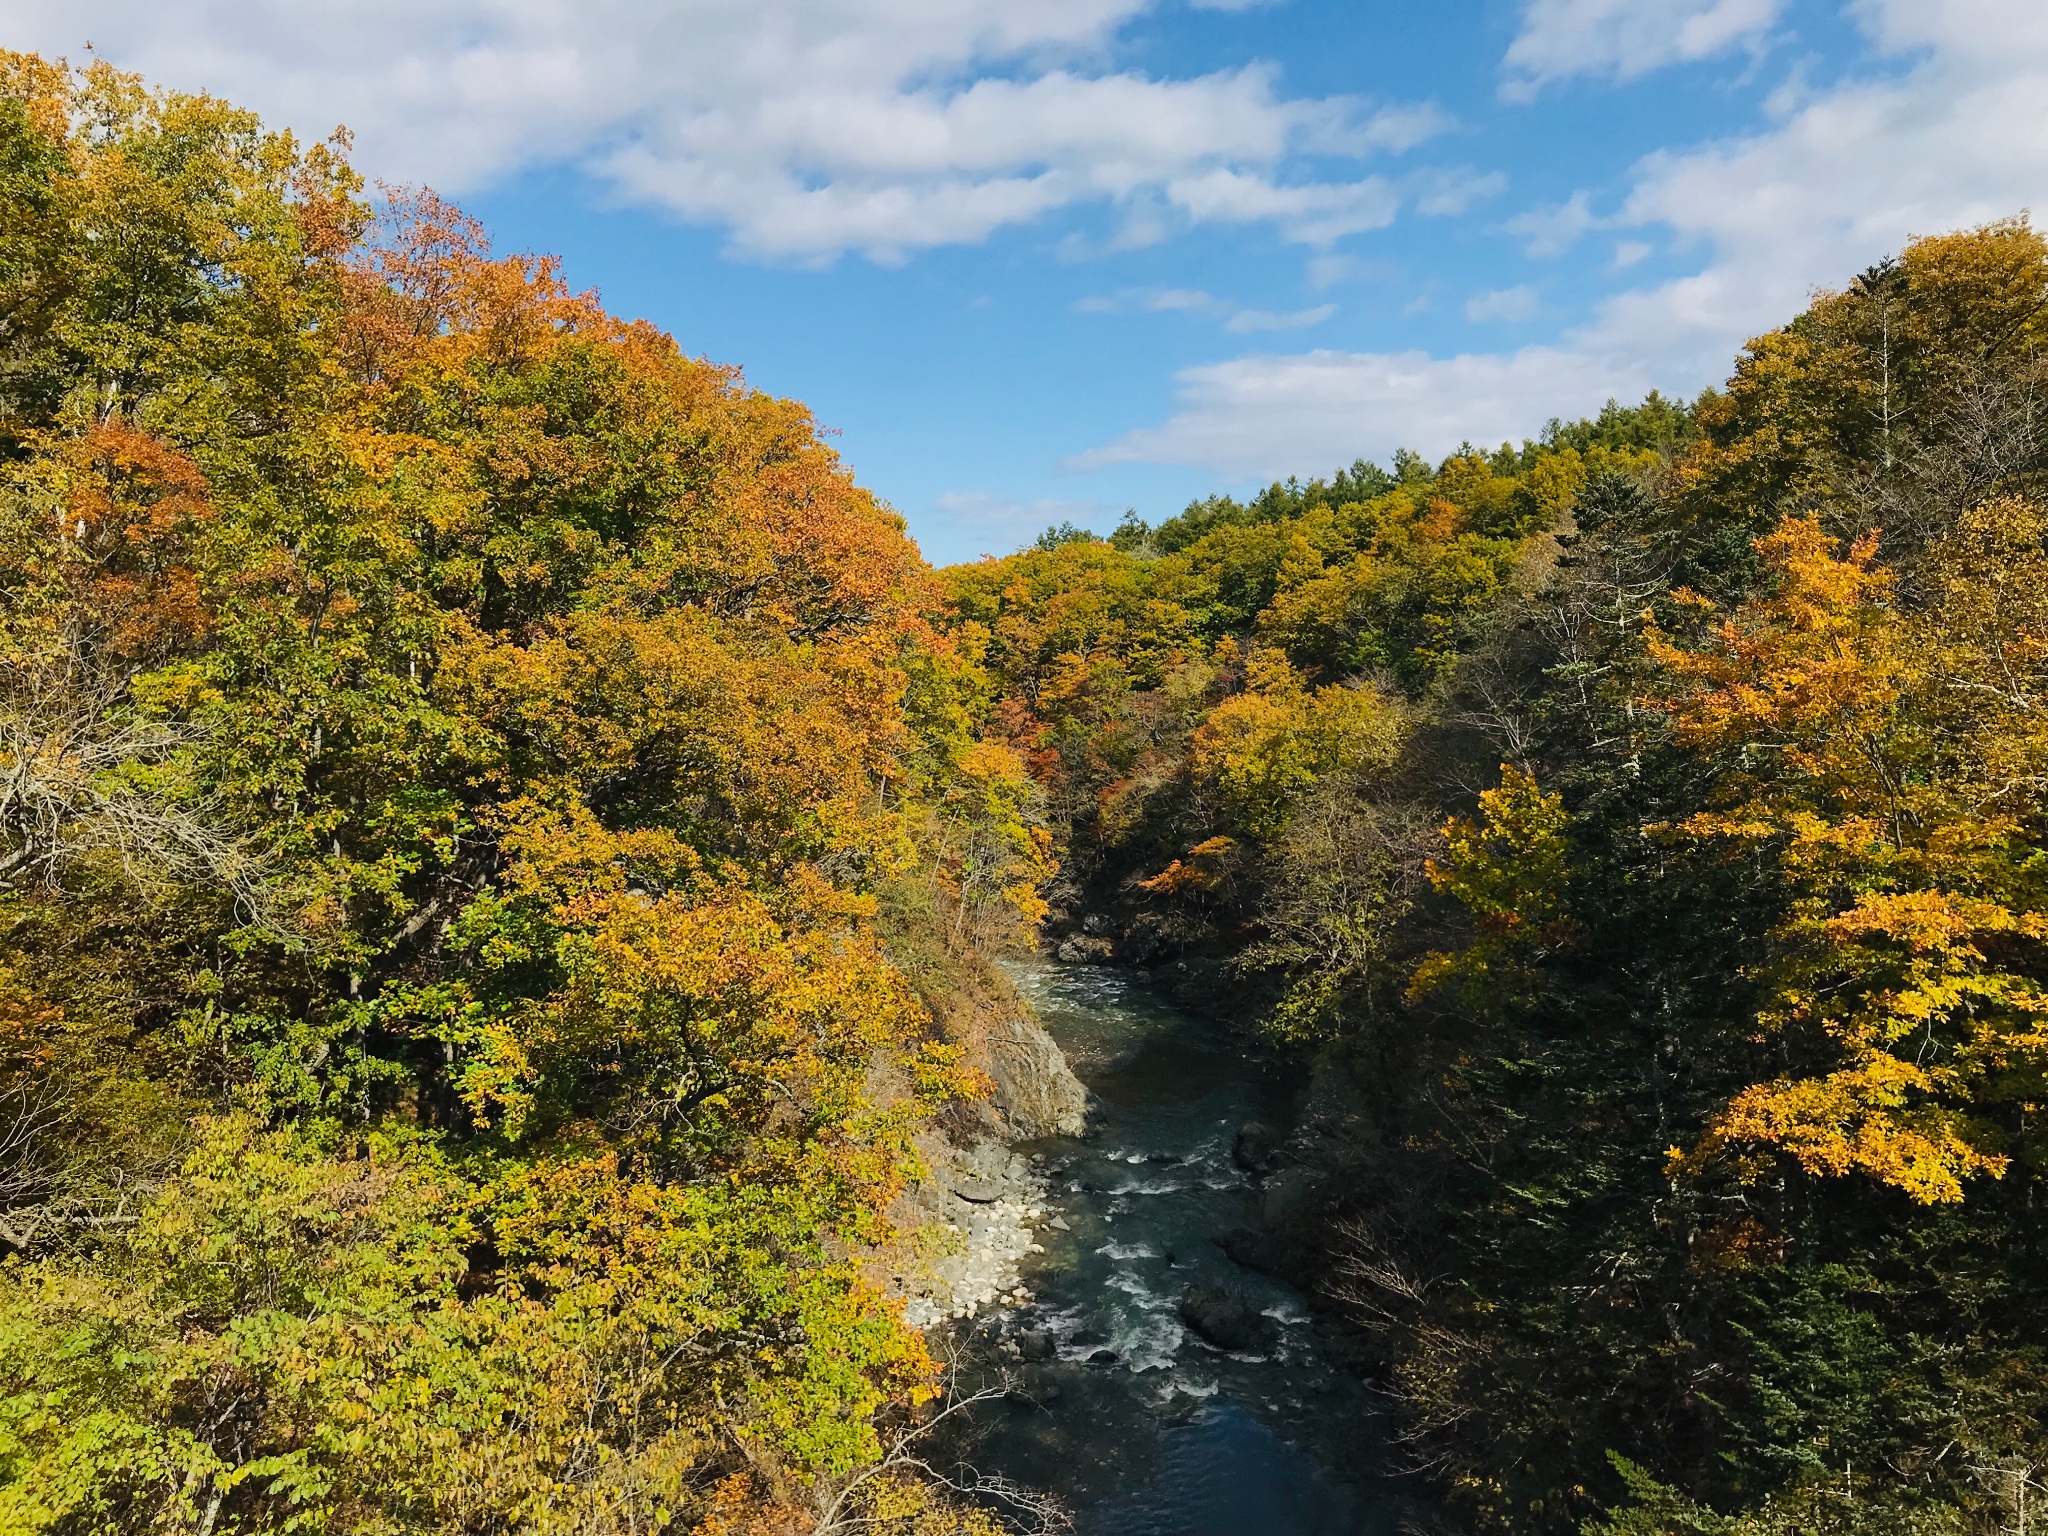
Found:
8,0 -> 2048,562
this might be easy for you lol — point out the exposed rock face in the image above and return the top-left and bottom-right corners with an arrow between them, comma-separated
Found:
1053,933 -> 1114,965
1118,913 -> 1173,966
1259,1166 -> 1319,1229
882,957 -> 1086,1332
980,1006 -> 1088,1138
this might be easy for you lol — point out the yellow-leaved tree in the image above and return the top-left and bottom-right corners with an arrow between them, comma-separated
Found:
1652,507 -> 2048,1203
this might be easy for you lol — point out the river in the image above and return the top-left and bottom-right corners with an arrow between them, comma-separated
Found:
962,961 -> 1402,1536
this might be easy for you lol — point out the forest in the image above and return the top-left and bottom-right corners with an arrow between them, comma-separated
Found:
4,45 -> 2048,1536
954,226 -> 2048,1530
0,52 -> 1052,1536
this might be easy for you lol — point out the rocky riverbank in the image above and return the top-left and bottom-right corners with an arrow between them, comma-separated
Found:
955,960 -> 1397,1534
885,984 -> 1088,1329
891,1137 -> 1057,1329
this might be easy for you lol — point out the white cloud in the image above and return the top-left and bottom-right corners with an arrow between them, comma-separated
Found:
1305,253 -> 1391,290
1225,304 -> 1337,332
1162,167 -> 1401,246
928,491 -> 1114,557
1072,288 -> 1335,332
1074,346 -> 1644,476
1465,285 -> 1540,323
12,0 -> 1452,263
1591,0 -> 2048,381
1348,102 -> 1461,155
1505,190 -> 1600,257
1089,0 -> 2048,479
1073,287 -> 1217,314
1411,166 -> 1511,217
1502,0 -> 1784,99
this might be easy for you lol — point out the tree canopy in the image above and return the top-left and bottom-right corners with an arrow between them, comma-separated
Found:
0,53 -> 1045,1536
941,220 -> 2048,1533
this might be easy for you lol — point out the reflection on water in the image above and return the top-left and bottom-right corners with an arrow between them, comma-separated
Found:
966,963 -> 1398,1536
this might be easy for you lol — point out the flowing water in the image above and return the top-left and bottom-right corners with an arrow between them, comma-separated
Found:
964,962 -> 1401,1536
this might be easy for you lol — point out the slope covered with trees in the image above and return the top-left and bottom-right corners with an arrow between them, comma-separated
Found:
943,226 -> 2048,1531
0,54 -> 1052,1535
12,41 -> 2048,1536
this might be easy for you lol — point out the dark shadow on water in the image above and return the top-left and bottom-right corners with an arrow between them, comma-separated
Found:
1084,1402 -> 1371,1536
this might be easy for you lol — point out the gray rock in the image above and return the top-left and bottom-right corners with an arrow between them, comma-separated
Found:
1054,934 -> 1115,965
981,1010 -> 1088,1138
1259,1167 -> 1318,1229
1120,916 -> 1171,967
1179,1282 -> 1280,1354
952,1179 -> 1001,1204
1232,1121 -> 1282,1174
1217,1226 -> 1281,1276
1012,1370 -> 1062,1405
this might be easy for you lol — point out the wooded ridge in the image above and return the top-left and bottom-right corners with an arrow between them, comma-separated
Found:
960,218 -> 2048,1533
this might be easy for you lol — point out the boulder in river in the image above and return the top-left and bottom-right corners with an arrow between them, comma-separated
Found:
1055,933 -> 1115,964
1232,1121 -> 1283,1174
1119,913 -> 1172,966
1217,1225 -> 1287,1278
1016,1368 -> 1062,1403
1179,1282 -> 1280,1353
1259,1166 -> 1319,1228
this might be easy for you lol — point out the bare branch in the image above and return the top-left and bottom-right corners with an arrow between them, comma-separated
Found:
0,643 -> 276,925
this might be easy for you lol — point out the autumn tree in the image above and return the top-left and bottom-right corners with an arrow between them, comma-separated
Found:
0,52 -> 1040,1535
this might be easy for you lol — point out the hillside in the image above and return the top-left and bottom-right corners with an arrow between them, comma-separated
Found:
0,53 -> 1054,1535
941,221 -> 2048,1532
